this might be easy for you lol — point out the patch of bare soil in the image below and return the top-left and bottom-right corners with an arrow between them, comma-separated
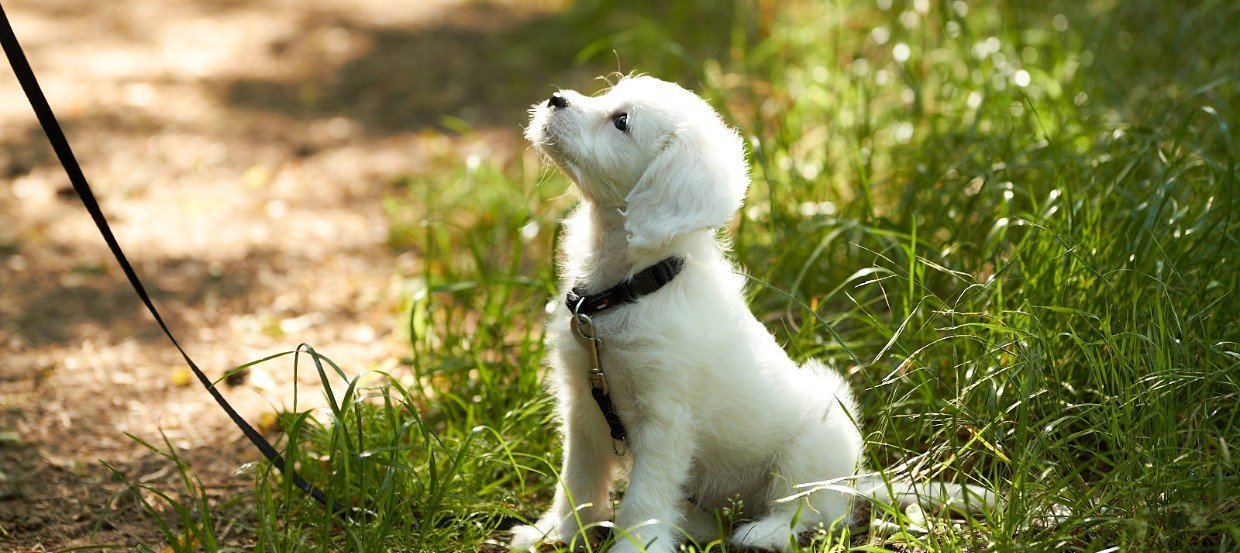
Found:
0,0 -> 594,548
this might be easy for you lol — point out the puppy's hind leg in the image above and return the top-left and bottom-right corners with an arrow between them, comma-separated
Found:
733,411 -> 862,552
730,485 -> 854,552
731,505 -> 803,552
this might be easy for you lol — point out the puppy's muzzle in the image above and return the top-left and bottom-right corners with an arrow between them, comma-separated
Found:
547,91 -> 569,109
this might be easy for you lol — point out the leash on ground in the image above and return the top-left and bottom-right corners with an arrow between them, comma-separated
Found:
0,4 -> 371,523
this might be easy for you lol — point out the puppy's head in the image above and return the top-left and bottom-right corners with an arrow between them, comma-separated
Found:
527,76 -> 748,251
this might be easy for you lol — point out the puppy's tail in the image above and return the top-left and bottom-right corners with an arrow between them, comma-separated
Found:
854,474 -> 1000,515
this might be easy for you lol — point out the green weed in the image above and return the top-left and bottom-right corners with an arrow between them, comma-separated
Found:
116,1 -> 1237,551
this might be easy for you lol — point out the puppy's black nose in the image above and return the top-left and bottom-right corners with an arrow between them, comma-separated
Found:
548,91 -> 568,109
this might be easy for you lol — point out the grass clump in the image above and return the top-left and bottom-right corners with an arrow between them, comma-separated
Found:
115,0 -> 1237,551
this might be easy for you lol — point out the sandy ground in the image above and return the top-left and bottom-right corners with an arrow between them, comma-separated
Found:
0,0 -> 587,548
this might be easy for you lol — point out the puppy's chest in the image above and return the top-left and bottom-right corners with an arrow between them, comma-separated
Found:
554,311 -> 682,401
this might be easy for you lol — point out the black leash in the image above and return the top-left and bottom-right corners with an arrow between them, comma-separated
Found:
0,4 -> 365,522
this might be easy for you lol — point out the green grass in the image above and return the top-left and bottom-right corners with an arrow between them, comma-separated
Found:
112,0 -> 1238,551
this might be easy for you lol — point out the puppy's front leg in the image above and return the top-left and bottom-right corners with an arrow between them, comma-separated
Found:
609,405 -> 696,553
511,397 -> 617,550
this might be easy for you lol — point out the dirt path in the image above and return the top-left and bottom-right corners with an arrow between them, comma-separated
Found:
0,1 -> 583,548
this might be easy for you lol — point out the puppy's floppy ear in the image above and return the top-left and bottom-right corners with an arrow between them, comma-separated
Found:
623,124 -> 749,251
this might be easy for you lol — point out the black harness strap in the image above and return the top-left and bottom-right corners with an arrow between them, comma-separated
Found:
566,257 -> 685,445
0,5 -> 363,521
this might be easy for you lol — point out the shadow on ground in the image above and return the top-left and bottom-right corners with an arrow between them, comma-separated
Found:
223,0 -> 749,133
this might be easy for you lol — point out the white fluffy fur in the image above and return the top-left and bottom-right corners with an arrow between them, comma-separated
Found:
511,76 -> 990,553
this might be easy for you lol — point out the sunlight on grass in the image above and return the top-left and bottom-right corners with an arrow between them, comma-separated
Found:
114,0 -> 1238,551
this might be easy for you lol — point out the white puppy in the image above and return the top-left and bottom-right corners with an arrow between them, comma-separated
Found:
512,76 -> 988,553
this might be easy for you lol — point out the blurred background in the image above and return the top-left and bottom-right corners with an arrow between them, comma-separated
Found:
0,1 -> 748,547
1,0 -> 1236,550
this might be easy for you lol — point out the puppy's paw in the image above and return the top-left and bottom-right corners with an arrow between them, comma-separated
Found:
606,533 -> 678,553
508,523 -> 560,551
606,542 -> 662,553
731,519 -> 796,552
605,544 -> 637,553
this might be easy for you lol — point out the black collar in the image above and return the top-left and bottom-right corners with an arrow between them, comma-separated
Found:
565,257 -> 685,316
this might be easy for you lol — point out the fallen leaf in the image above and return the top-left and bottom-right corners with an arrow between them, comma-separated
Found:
171,367 -> 193,387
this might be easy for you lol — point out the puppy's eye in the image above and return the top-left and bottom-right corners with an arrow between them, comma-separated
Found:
612,112 -> 630,132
